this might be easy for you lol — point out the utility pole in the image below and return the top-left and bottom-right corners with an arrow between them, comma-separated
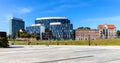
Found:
88,35 -> 91,46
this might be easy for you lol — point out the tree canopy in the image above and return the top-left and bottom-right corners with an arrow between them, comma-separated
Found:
117,30 -> 120,37
0,37 -> 9,48
16,30 -> 40,39
77,27 -> 91,30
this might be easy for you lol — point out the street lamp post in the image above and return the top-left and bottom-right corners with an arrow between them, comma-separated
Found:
48,31 -> 52,46
88,34 -> 91,46
62,27 -> 65,40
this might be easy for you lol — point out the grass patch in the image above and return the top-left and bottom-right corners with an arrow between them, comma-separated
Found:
8,38 -> 120,46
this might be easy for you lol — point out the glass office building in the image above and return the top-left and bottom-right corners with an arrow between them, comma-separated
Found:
26,24 -> 45,40
9,17 -> 25,39
26,17 -> 74,40
26,24 -> 45,34
49,23 -> 73,40
35,17 -> 74,40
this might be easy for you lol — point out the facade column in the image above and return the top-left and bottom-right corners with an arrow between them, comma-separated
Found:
107,29 -> 109,38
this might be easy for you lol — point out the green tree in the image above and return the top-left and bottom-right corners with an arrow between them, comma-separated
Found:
77,27 -> 91,30
17,30 -> 31,38
77,27 -> 84,29
117,30 -> 120,38
7,34 -> 11,39
31,33 -> 40,40
0,37 -> 9,48
16,30 -> 40,40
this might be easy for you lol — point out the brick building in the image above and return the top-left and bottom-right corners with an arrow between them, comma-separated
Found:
75,24 -> 117,40
75,29 -> 99,40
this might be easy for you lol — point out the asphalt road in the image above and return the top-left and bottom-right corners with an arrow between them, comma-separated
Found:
0,45 -> 120,63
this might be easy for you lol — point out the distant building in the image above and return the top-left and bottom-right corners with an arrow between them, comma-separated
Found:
0,32 -> 7,38
75,29 -> 99,40
98,24 -> 116,39
9,17 -> 25,39
26,17 -> 74,40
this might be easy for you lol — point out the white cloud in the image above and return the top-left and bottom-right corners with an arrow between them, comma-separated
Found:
11,7 -> 32,15
19,8 -> 32,14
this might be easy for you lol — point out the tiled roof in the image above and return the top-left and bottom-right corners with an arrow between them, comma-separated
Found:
98,24 -> 116,29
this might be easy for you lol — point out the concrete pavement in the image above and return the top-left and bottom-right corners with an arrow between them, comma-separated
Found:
0,45 -> 120,63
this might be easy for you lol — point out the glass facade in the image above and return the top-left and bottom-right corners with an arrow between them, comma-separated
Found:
10,17 -> 25,38
26,26 -> 41,34
26,24 -> 45,40
50,24 -> 73,40
26,17 -> 74,40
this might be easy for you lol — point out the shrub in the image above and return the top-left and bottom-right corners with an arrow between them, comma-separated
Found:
0,37 -> 9,48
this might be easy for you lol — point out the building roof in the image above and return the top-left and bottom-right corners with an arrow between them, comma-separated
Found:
50,22 -> 61,25
36,17 -> 67,20
75,29 -> 99,31
10,17 -> 23,21
98,24 -> 116,29
31,24 -> 43,26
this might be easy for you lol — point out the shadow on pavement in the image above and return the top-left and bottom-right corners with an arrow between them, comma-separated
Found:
35,55 -> 94,63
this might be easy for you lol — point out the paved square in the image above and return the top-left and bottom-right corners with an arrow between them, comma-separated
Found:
0,45 -> 120,63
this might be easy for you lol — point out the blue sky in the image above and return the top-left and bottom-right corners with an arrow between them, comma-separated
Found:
0,0 -> 120,34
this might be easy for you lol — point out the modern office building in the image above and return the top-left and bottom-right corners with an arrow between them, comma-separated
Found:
26,17 -> 74,40
98,24 -> 117,39
9,17 -> 25,39
26,24 -> 45,40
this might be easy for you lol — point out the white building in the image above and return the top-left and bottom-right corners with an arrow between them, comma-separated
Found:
98,24 -> 116,39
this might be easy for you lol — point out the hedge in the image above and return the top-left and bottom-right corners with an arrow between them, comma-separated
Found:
0,37 -> 9,48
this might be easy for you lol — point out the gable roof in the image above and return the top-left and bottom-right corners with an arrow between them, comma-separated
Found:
98,24 -> 116,29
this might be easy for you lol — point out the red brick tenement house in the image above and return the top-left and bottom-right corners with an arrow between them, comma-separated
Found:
98,24 -> 117,39
75,29 -> 99,40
